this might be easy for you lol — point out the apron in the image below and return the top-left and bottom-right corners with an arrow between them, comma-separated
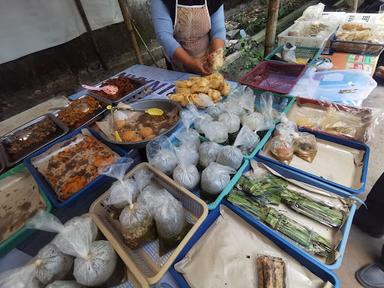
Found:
172,0 -> 211,71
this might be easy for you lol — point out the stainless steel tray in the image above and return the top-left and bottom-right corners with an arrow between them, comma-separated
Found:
53,95 -> 107,131
0,113 -> 69,167
92,99 -> 181,149
88,76 -> 149,105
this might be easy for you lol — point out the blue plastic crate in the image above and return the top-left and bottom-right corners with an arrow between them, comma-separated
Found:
257,128 -> 370,195
169,202 -> 340,287
24,127 -> 139,208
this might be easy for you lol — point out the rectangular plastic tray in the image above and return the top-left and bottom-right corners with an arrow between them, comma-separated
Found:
257,129 -> 370,195
265,45 -> 322,66
169,202 -> 340,286
88,76 -> 149,105
330,34 -> 384,56
24,127 -> 133,208
90,162 -> 208,286
0,113 -> 69,168
228,159 -> 356,270
239,61 -> 306,94
0,164 -> 52,256
287,97 -> 374,143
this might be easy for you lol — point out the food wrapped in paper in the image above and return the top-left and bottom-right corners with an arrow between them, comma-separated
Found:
216,146 -> 243,170
270,136 -> 294,163
201,163 -> 236,196
199,142 -> 222,168
201,121 -> 228,144
146,136 -> 178,175
233,126 -> 260,154
293,132 -> 318,163
31,130 -> 119,201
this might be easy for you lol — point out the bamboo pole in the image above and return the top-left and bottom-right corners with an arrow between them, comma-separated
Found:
118,0 -> 144,64
264,0 -> 281,57
352,0 -> 358,12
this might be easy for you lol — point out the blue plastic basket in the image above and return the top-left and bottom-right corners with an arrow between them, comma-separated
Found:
169,202 -> 340,287
24,127 -> 138,208
226,159 -> 356,270
257,128 -> 370,195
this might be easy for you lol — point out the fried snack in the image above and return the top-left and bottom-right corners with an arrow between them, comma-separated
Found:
175,87 -> 192,94
43,135 -> 119,200
220,82 -> 231,96
209,48 -> 224,71
175,80 -> 193,88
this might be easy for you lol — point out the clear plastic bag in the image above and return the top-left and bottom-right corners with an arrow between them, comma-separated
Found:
33,243 -> 73,285
233,126 -> 260,154
206,104 -> 224,120
133,168 -> 154,192
154,195 -> 188,255
201,121 -> 229,144
298,3 -> 325,21
138,186 -> 174,216
218,112 -> 241,134
201,163 -> 236,195
260,92 -> 278,130
282,43 -> 297,63
216,146 -> 243,170
101,160 -> 138,209
242,112 -> 265,131
274,116 -> 298,141
177,109 -> 201,150
46,281 -> 84,288
270,136 -> 294,163
173,145 -> 200,190
293,132 -> 318,163
146,136 -> 178,175
194,113 -> 213,134
0,263 -> 40,288
199,141 -> 223,168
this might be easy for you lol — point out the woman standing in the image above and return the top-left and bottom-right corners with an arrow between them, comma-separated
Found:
151,0 -> 226,75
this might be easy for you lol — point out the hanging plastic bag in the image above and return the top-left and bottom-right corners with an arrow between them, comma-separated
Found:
201,163 -> 236,196
270,135 -> 294,163
0,263 -> 41,288
233,126 -> 260,154
101,160 -> 138,209
177,109 -> 201,150
216,146 -> 243,170
218,111 -> 241,134
201,121 -> 229,144
33,243 -> 73,285
154,195 -> 188,255
293,132 -> 318,163
27,211 -> 117,287
260,92 -> 277,130
282,43 -> 297,63
147,136 -> 178,175
46,281 -> 84,288
242,112 -> 265,131
173,146 -> 200,190
199,141 -> 222,168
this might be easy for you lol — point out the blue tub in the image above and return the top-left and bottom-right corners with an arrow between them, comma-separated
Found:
224,159 -> 356,270
24,127 -> 139,208
169,202 -> 340,287
257,128 -> 370,195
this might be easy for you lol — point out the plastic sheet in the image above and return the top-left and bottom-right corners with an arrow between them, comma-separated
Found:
201,163 -> 236,195
146,136 -> 178,175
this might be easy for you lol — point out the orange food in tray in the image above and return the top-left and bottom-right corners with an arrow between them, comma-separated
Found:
44,135 -> 119,200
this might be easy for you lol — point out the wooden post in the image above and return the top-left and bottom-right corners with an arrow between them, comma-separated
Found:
352,0 -> 358,13
264,0 -> 281,57
118,0 -> 144,64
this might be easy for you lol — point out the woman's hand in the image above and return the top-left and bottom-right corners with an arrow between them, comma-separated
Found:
186,58 -> 212,76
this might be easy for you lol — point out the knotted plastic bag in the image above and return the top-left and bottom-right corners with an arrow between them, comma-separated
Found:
282,43 -> 297,63
138,186 -> 173,216
206,104 -> 224,120
194,113 -> 213,134
154,195 -> 188,255
218,112 -> 241,134
274,116 -> 298,141
201,163 -> 236,195
293,132 -> 318,163
46,281 -> 84,288
201,121 -> 228,144
270,135 -> 294,163
0,263 -> 41,288
259,92 -> 277,130
233,126 -> 260,154
101,159 -> 138,209
147,136 -> 178,175
216,146 -> 243,170
33,243 -> 73,285
27,211 -> 116,287
177,109 -> 201,150
199,141 -> 222,168
173,145 -> 200,190
241,112 -> 265,131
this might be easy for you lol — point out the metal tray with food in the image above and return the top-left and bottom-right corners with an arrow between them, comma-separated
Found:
24,128 -> 131,208
88,75 -> 148,105
169,203 -> 340,287
93,99 -> 181,149
287,97 -> 376,143
0,164 -> 52,256
257,128 -> 370,195
54,95 -> 107,130
0,113 -> 69,167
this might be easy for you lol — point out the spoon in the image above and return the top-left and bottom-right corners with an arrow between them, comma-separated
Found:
116,102 -> 164,116
106,105 -> 122,142
82,84 -> 119,96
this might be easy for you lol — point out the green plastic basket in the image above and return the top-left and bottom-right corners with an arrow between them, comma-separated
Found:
265,45 -> 322,66
0,164 -> 52,256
